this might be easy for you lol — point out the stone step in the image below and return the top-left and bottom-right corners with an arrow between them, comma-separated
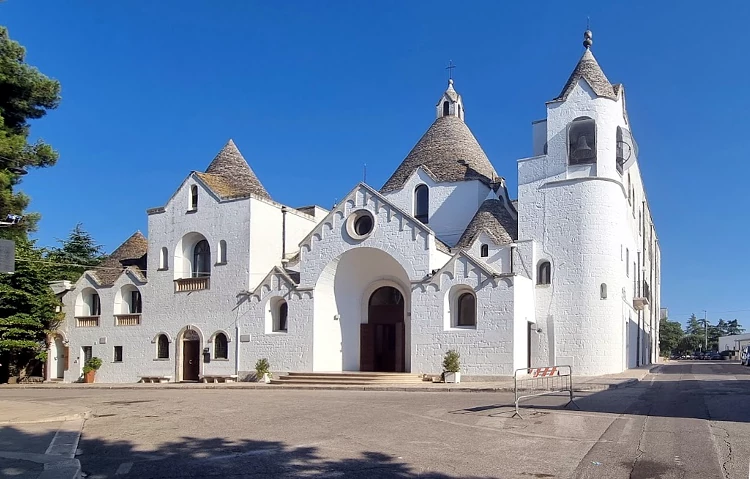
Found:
272,371 -> 427,386
270,378 -> 426,386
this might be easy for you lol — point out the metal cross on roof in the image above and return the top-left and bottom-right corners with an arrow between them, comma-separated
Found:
446,60 -> 456,80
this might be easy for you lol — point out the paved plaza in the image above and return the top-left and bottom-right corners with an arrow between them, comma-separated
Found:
1,362 -> 750,478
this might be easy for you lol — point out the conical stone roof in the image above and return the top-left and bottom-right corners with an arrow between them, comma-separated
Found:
454,198 -> 517,249
198,139 -> 271,200
381,116 -> 498,193
92,231 -> 148,286
553,49 -> 617,102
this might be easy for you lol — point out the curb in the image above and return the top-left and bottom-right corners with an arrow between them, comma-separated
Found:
38,458 -> 81,479
0,411 -> 90,426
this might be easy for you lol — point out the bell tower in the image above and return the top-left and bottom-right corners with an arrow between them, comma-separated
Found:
435,79 -> 465,121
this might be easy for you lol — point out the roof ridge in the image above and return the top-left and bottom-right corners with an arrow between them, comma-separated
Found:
204,139 -> 271,200
93,231 -> 149,286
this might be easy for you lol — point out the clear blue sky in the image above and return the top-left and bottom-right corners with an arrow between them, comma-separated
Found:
3,1 -> 749,328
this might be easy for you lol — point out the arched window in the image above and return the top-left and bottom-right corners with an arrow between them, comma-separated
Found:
277,301 -> 288,332
600,283 -> 608,300
89,293 -> 101,316
189,185 -> 198,210
457,104 -> 462,119
457,292 -> 476,327
568,117 -> 596,165
218,240 -> 227,264
129,289 -> 142,314
442,101 -> 450,116
480,244 -> 489,258
192,240 -> 211,277
157,334 -> 169,359
537,261 -> 551,285
414,184 -> 429,224
214,333 -> 228,359
159,247 -> 168,270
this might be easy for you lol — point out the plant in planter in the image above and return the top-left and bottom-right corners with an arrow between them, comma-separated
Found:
442,350 -> 461,383
255,358 -> 272,383
82,357 -> 102,383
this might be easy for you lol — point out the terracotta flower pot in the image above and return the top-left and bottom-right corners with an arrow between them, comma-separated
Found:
83,370 -> 96,383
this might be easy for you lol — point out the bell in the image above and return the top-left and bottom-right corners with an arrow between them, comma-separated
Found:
572,135 -> 593,161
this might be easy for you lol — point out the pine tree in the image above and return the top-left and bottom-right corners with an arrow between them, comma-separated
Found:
47,223 -> 105,282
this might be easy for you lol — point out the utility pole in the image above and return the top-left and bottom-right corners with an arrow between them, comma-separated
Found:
703,310 -> 708,351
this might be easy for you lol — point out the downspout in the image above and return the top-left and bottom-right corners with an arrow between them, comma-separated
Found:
235,320 -> 241,378
281,206 -> 288,261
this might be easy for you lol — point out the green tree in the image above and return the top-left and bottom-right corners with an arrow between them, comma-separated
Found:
47,223 -> 105,282
0,25 -> 61,240
0,239 -> 62,380
659,316 -> 683,355
685,314 -> 703,337
677,335 -> 702,354
726,319 -> 744,336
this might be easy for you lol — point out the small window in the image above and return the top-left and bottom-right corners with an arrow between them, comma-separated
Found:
277,301 -> 288,332
456,292 -> 476,327
190,185 -> 198,210
192,240 -> 211,277
414,184 -> 429,224
130,290 -> 142,314
354,215 -> 373,236
480,244 -> 489,258
457,104 -> 462,118
214,333 -> 228,359
157,334 -> 169,359
443,101 -> 450,116
600,283 -> 607,300
568,117 -> 596,165
218,240 -> 227,264
82,346 -> 93,363
638,211 -> 642,236
159,247 -> 168,270
537,261 -> 551,285
114,346 -> 123,363
628,174 -> 632,204
91,293 -> 101,316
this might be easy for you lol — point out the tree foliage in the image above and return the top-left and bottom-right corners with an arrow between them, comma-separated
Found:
659,316 -> 683,355
0,25 -> 61,239
47,223 -> 105,282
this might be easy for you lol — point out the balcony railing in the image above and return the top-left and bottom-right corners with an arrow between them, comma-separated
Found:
76,316 -> 100,327
115,314 -> 141,326
174,276 -> 210,293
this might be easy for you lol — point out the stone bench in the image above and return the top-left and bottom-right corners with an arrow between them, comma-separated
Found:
200,374 -> 238,383
139,375 -> 172,383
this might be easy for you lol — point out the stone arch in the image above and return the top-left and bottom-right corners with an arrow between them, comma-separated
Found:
207,330 -> 232,343
174,232 -> 211,280
74,287 -> 100,317
175,325 -> 204,382
114,284 -> 142,314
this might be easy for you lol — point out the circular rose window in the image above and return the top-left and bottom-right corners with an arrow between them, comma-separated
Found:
346,210 -> 375,240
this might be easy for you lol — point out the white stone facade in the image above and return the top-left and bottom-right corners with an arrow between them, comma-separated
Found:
49,34 -> 660,382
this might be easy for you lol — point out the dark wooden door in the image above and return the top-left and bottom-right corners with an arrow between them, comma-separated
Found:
63,346 -> 69,371
394,322 -> 405,373
183,340 -> 200,381
360,324 -> 375,372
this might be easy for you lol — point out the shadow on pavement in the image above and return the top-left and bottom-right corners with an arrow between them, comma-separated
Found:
0,425 -> 498,478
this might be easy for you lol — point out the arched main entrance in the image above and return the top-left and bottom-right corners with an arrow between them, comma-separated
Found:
181,329 -> 201,381
361,286 -> 405,372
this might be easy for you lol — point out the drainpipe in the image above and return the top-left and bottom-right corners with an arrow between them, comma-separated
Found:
235,321 -> 241,378
509,245 -> 515,275
281,206 -> 288,261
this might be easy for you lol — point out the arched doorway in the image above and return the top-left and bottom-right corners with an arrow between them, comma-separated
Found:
361,286 -> 405,372
181,329 -> 200,381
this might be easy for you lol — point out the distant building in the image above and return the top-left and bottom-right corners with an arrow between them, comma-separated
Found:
719,334 -> 750,352
46,30 -> 661,383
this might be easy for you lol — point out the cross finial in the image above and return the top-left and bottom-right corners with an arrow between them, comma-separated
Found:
446,60 -> 456,82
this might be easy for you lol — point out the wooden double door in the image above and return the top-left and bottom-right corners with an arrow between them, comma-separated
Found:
360,287 -> 405,372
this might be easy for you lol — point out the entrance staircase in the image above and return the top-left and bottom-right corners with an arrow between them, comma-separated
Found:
270,371 -> 425,386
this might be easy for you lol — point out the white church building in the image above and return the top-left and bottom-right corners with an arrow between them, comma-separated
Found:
47,31 -> 661,383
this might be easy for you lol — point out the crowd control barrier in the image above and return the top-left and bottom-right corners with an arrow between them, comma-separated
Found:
513,365 -> 578,418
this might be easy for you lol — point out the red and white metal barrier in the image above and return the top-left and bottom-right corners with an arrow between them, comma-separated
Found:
513,365 -> 578,418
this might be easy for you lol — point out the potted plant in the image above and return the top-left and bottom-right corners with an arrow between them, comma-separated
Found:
442,350 -> 461,383
255,358 -> 272,383
82,357 -> 102,383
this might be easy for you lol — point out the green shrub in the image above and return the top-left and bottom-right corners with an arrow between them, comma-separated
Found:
442,350 -> 460,373
82,357 -> 102,374
255,358 -> 271,378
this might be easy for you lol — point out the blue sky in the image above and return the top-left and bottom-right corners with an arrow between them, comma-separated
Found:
3,1 -> 749,328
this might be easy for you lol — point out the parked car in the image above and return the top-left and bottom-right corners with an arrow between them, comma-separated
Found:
742,346 -> 750,366
710,352 -> 721,360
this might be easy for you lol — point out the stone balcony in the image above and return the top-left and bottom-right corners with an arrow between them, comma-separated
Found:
174,276 -> 210,293
75,316 -> 100,327
115,314 -> 141,326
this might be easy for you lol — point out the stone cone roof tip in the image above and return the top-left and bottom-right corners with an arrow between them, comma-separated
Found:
203,139 -> 271,200
380,116 -> 498,193
454,197 -> 518,249
94,231 -> 149,286
554,48 -> 617,101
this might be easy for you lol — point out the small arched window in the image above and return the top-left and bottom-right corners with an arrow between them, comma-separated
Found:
214,333 -> 228,359
159,247 -> 168,270
190,185 -> 198,210
442,101 -> 450,116
568,117 -> 596,165
192,240 -> 211,277
537,261 -> 551,285
480,244 -> 489,258
89,293 -> 101,316
600,283 -> 608,300
218,240 -> 227,264
457,292 -> 476,327
278,301 -> 288,332
414,184 -> 429,224
457,104 -> 462,119
627,174 -> 632,204
157,334 -> 169,359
